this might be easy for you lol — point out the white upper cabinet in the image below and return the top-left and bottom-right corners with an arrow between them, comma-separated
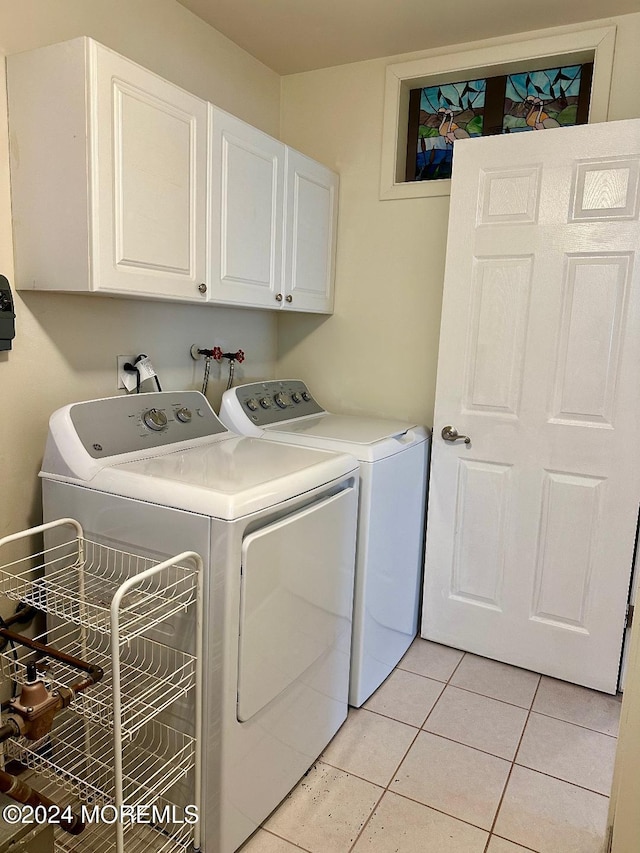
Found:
93,45 -> 208,300
209,110 -> 337,313
7,38 -> 337,313
209,107 -> 285,308
8,37 -> 208,303
284,150 -> 338,314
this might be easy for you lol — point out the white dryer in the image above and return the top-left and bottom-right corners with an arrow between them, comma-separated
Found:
220,380 -> 430,707
40,391 -> 358,853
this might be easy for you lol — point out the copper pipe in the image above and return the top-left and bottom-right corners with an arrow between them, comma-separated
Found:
0,768 -> 85,834
0,628 -> 104,692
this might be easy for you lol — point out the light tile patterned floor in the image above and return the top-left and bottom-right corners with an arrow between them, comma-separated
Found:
240,638 -> 622,853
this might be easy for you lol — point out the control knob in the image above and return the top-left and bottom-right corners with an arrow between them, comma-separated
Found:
142,408 -> 168,431
246,399 -> 259,412
291,392 -> 302,403
259,397 -> 272,409
301,391 -> 311,402
274,392 -> 291,409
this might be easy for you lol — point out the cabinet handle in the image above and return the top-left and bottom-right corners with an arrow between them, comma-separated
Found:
198,283 -> 207,294
285,295 -> 293,303
275,293 -> 283,302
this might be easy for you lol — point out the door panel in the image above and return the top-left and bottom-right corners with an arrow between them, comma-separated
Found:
464,256 -> 532,416
422,121 -> 640,693
283,149 -> 337,313
237,487 -> 357,722
93,43 -> 207,299
209,108 -> 284,308
551,254 -> 630,426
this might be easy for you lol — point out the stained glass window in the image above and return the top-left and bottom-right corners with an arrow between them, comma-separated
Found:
503,66 -> 587,133
406,62 -> 593,182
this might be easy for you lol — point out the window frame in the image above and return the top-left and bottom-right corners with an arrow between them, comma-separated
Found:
379,25 -> 616,200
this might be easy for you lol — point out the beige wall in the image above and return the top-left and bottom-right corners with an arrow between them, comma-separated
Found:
0,0 -> 281,572
277,13 -> 640,426
278,17 -> 640,849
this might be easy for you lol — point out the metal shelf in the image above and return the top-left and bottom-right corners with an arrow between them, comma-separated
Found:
21,774 -> 194,853
56,818 -> 194,853
0,519 -> 204,853
0,533 -> 199,642
1,623 -> 196,737
6,710 -> 194,808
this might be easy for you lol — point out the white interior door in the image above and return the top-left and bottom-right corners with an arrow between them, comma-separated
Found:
422,120 -> 640,693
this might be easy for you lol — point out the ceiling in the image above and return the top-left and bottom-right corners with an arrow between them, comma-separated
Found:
176,0 -> 638,75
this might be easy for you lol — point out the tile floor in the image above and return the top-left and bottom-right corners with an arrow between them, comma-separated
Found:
240,638 -> 622,853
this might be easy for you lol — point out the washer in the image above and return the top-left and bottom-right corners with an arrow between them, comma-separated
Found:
220,380 -> 430,707
40,390 -> 358,853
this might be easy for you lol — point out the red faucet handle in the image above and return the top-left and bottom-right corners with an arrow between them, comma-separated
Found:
235,350 -> 245,364
212,347 -> 223,361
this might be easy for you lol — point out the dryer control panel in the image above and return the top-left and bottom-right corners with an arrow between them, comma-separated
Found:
229,380 -> 324,426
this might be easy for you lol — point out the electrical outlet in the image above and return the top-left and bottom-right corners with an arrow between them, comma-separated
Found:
116,355 -> 136,390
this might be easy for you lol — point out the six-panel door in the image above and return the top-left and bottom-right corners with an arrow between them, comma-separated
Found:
422,120 -> 640,693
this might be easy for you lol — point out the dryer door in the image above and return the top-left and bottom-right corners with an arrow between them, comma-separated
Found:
237,486 -> 357,722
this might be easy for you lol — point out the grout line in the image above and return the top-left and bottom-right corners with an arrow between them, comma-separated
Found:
373,786 -> 494,835
359,704 -> 422,729
395,664 -> 448,684
315,757 -> 386,790
345,783 -> 385,853
481,674 -> 542,853
525,708 -> 620,739
437,681 -> 538,712
261,828 -> 314,852
510,762 -> 612,798
397,655 -> 619,737
489,833 -> 542,852
346,707 -> 426,853
415,729 -> 517,764
418,649 -> 468,729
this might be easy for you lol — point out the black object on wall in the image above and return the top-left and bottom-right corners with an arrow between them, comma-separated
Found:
0,275 -> 16,351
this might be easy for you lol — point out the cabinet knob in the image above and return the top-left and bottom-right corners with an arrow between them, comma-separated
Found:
275,293 -> 283,302
198,283 -> 207,294
285,295 -> 293,303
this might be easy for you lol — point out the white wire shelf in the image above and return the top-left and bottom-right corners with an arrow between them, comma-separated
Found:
54,815 -> 195,853
0,518 -> 204,853
0,536 -> 199,642
18,774 -> 195,853
1,623 -> 196,737
6,710 -> 195,809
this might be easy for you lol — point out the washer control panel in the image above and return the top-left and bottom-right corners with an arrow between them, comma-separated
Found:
232,380 -> 324,426
69,391 -> 227,459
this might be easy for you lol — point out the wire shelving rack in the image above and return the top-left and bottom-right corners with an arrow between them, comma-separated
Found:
0,518 -> 203,853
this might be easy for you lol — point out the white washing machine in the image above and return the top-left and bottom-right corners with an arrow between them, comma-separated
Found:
220,380 -> 430,707
40,390 -> 358,853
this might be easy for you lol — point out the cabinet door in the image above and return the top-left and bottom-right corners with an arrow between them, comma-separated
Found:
209,108 -> 284,308
283,150 -> 338,313
92,42 -> 208,301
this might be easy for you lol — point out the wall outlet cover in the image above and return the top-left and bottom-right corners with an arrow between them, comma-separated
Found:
116,355 -> 136,390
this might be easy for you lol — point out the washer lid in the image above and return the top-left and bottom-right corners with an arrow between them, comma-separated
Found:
264,414 -> 429,462
268,413 -> 416,443
90,437 -> 358,519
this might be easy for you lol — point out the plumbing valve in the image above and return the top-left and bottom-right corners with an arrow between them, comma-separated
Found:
4,663 -> 73,741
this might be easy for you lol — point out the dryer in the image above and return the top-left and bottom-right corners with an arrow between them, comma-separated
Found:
220,380 -> 430,707
40,390 -> 358,853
